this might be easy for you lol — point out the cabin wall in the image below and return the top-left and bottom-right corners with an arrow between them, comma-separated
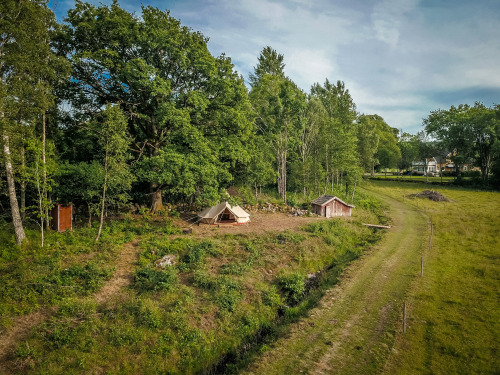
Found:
313,201 -> 352,218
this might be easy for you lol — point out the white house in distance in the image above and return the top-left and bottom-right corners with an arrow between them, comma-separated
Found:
412,158 -> 438,175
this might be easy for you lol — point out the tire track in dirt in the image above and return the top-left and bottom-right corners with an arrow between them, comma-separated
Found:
94,239 -> 140,304
241,189 -> 427,375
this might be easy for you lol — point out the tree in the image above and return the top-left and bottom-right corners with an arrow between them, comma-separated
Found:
310,79 -> 358,192
250,73 -> 306,203
357,115 -> 380,175
364,115 -> 400,177
26,138 -> 56,246
1,0 -> 64,245
249,46 -> 285,87
397,131 -> 419,175
93,104 -> 133,242
424,103 -> 498,182
59,2 -> 253,211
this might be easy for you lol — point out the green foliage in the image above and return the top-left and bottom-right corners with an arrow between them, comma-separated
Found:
424,102 -> 499,183
48,263 -> 114,295
134,267 -> 178,292
215,275 -> 242,312
278,272 -> 307,305
262,285 -> 283,307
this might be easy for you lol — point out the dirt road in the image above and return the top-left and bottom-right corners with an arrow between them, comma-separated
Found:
242,189 -> 427,374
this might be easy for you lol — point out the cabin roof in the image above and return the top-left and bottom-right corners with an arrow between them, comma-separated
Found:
311,195 -> 355,208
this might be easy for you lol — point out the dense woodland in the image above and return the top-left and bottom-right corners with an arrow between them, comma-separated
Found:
2,0 -> 500,246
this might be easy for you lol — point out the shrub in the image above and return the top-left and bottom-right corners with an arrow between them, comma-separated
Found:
278,272 -> 306,305
191,270 -> 216,290
128,299 -> 164,329
50,263 -> 113,295
134,267 -> 178,292
262,285 -> 282,307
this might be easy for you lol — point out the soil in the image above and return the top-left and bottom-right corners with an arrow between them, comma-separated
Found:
0,310 -> 49,373
93,239 -> 140,304
177,211 -> 326,237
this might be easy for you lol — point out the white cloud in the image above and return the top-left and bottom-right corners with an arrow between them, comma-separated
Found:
371,0 -> 419,47
50,0 -> 500,133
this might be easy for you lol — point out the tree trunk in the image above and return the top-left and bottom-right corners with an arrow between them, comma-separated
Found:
42,112 -> 50,229
96,149 -> 108,242
88,204 -> 92,227
20,145 -> 26,222
2,129 -> 27,246
150,185 -> 163,213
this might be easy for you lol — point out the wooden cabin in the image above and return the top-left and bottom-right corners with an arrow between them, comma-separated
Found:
311,195 -> 354,218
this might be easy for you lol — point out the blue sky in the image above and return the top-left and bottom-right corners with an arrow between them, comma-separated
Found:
49,0 -> 500,134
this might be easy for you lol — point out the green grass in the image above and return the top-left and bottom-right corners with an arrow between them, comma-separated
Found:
1,194 -> 386,374
368,180 -> 500,374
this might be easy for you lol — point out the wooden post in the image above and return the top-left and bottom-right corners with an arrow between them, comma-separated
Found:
430,216 -> 433,236
403,302 -> 407,333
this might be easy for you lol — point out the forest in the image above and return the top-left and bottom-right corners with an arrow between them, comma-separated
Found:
2,0 -> 500,246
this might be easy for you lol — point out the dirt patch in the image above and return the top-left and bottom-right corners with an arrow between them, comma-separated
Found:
0,310 -> 50,373
94,239 -> 140,304
177,211 -> 326,238
410,190 -> 450,202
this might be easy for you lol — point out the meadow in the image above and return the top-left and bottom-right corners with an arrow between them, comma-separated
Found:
368,180 -> 500,374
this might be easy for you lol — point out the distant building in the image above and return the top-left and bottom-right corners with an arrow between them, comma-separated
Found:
411,158 -> 438,175
311,195 -> 354,218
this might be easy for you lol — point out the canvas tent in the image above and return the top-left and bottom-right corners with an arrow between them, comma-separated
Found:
197,202 -> 250,224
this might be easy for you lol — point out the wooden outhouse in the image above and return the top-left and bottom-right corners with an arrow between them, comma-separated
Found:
311,195 -> 354,218
51,204 -> 73,232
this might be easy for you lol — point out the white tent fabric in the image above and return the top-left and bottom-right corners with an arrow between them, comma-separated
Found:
197,202 -> 250,224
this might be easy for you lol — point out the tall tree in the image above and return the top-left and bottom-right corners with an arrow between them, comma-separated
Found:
357,115 -> 380,175
1,0 -> 63,244
310,79 -> 358,191
249,46 -> 285,87
59,3 -> 253,210
94,105 -> 132,242
250,73 -> 306,203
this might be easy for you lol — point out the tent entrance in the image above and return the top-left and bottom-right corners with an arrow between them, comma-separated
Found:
218,208 -> 236,223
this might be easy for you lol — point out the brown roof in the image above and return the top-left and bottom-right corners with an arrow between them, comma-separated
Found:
311,195 -> 355,208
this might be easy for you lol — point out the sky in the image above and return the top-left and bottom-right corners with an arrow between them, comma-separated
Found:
49,0 -> 500,134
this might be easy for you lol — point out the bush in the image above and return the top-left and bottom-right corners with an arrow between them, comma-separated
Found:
50,263 -> 113,295
278,272 -> 306,305
134,267 -> 178,292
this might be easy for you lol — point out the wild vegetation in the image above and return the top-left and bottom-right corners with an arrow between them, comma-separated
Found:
0,190 -> 386,374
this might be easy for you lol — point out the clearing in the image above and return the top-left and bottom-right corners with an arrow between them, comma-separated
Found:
242,188 -> 427,374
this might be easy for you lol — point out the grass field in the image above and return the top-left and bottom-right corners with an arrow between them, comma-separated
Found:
368,180 -> 500,374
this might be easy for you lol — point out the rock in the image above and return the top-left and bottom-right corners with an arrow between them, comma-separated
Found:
155,255 -> 176,268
